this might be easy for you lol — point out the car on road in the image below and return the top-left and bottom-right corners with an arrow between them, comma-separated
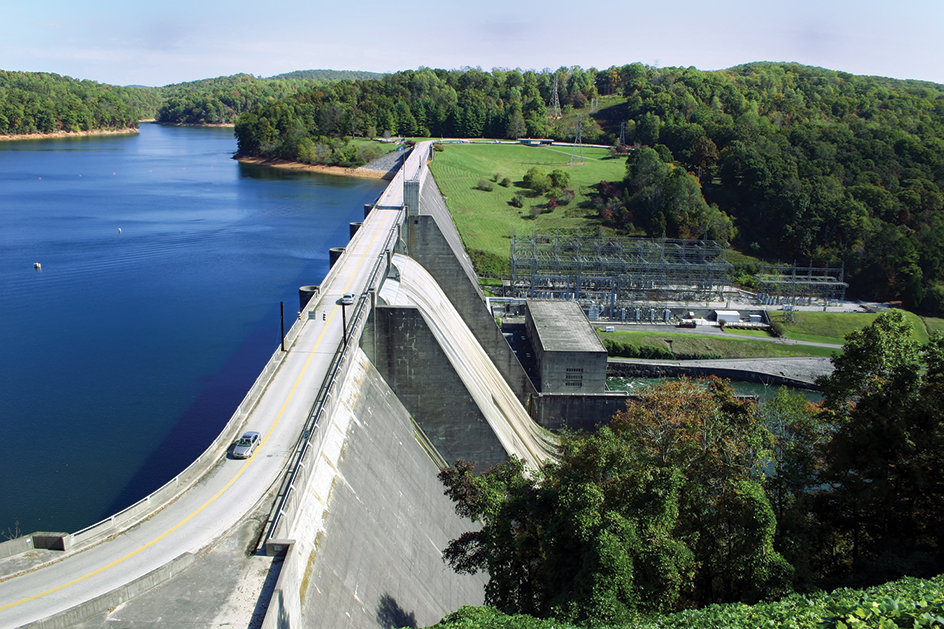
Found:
338,293 -> 356,305
232,431 -> 260,459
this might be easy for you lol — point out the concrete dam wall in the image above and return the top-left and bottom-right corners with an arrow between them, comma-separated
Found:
267,349 -> 486,629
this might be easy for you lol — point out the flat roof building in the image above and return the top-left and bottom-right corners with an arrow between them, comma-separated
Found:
524,300 -> 608,394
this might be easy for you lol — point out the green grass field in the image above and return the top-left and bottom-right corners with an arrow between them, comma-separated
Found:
428,143 -> 626,270
599,330 -> 839,359
769,310 -> 934,344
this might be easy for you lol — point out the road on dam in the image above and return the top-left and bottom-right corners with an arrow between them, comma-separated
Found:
0,195 -> 404,627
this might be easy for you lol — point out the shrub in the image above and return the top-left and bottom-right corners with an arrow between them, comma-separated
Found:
474,179 -> 494,191
510,194 -> 524,208
499,177 -> 512,187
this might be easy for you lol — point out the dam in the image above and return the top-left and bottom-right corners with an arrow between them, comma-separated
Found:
0,140 -> 832,628
0,142 -> 561,628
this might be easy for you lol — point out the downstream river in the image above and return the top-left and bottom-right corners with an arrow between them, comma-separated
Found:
0,124 -> 386,535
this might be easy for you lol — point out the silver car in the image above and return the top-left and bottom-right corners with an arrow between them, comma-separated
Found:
338,293 -> 356,305
233,431 -> 260,459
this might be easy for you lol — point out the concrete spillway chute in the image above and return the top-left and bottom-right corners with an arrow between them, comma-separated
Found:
381,254 -> 559,469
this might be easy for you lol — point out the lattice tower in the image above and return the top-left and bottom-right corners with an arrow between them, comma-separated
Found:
550,74 -> 562,119
569,116 -> 584,166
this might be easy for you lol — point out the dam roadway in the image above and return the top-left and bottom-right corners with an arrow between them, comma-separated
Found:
0,140 -> 557,628
0,162 -> 407,626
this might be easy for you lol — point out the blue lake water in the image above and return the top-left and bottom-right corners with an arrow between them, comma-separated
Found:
0,124 -> 387,535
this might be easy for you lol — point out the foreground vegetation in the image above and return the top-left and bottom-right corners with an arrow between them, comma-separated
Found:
425,573 -> 944,628
437,311 -> 944,626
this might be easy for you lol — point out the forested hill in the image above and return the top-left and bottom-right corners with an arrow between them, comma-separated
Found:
154,72 -> 389,124
233,63 -> 944,312
267,69 -> 385,82
0,70 -> 160,134
0,69 -> 390,132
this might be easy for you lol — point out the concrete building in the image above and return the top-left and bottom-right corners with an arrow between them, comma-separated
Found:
524,300 -> 608,394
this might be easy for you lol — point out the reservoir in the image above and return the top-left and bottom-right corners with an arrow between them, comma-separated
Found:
0,124 -> 386,535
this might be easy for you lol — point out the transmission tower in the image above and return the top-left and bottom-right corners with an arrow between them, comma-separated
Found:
569,115 -> 584,166
550,74 -> 562,119
618,121 -> 626,146
590,97 -> 599,112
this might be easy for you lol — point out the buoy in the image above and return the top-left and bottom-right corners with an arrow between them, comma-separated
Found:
118,227 -> 122,233
33,262 -> 41,270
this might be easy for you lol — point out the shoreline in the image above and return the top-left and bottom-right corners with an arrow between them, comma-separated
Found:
0,128 -> 139,142
234,155 -> 390,180
150,121 -> 236,128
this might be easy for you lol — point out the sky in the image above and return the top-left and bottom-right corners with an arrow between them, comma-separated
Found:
3,0 -> 944,87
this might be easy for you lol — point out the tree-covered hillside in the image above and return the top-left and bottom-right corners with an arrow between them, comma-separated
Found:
267,69 -> 385,82
234,63 -> 944,311
609,62 -> 944,312
154,72 -> 388,125
0,70 -> 160,134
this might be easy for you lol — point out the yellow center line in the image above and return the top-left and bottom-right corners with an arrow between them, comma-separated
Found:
1,210 -> 395,613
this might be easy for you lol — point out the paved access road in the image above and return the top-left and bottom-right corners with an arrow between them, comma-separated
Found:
0,205 -> 403,628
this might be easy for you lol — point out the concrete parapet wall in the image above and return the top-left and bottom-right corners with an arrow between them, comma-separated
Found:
0,535 -> 34,560
69,256 -> 341,549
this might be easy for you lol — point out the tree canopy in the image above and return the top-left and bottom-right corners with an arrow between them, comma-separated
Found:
0,70 -> 158,134
439,379 -> 792,625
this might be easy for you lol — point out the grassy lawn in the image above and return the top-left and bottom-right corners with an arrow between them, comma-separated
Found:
428,143 -> 627,269
769,310 -> 932,344
600,330 -> 839,359
722,328 -> 775,338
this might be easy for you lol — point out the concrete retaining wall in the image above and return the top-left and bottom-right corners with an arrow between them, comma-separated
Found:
364,305 -> 508,469
531,392 -> 630,432
405,177 -> 537,407
606,361 -> 819,390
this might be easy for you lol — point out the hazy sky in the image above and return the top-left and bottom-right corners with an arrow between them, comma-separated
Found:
3,0 -> 943,86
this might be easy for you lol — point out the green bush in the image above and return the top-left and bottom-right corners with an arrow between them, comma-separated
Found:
425,574 -> 944,629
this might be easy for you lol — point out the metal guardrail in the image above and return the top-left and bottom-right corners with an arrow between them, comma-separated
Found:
264,207 -> 404,550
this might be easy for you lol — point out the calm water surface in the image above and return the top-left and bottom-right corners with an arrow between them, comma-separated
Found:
0,124 -> 386,534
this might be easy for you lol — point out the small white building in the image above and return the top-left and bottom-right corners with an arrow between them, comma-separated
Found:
714,310 -> 741,324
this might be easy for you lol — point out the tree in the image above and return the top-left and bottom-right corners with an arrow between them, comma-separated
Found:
814,313 -> 944,581
440,379 -> 792,625
522,167 -> 550,195
816,309 -> 920,411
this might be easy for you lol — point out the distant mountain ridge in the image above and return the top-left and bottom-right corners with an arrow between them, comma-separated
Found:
267,69 -> 386,82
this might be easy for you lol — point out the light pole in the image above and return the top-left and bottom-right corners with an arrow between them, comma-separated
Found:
340,303 -> 348,347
